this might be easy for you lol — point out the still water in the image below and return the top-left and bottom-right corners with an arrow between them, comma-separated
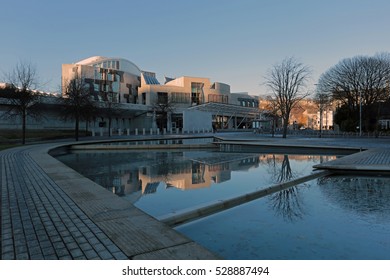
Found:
56,149 -> 390,259
56,149 -> 336,218
176,176 -> 390,259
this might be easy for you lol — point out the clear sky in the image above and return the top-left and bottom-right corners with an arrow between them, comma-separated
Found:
1,0 -> 390,95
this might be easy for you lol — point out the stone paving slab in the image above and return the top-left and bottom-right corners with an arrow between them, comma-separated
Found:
1,147 -> 127,260
314,148 -> 390,172
1,142 -> 220,260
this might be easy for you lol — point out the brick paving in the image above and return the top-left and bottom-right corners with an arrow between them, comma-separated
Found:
1,147 -> 127,260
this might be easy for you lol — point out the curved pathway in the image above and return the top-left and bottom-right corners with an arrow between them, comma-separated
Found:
1,133 -> 389,259
1,140 -> 219,260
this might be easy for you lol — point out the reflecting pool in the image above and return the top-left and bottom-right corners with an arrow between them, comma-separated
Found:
176,175 -> 390,259
56,149 -> 337,218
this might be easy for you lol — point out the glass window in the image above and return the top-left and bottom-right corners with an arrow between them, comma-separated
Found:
157,92 -> 168,104
191,83 -> 203,105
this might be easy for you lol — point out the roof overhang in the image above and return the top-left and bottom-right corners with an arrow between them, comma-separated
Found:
187,102 -> 261,118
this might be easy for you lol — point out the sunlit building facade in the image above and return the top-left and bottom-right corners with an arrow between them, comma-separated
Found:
61,56 -> 262,133
62,56 -> 142,104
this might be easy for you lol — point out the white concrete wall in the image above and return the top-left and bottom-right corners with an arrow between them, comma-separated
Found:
182,110 -> 212,132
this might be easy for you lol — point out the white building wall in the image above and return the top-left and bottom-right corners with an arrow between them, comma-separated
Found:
182,110 -> 212,132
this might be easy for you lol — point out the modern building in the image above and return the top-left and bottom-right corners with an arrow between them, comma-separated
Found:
0,56 -> 264,134
61,56 -> 263,133
62,56 -> 141,104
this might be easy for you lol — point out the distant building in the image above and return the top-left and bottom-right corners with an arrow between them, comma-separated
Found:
0,56 -> 263,134
62,56 -> 141,104
61,56 -> 262,133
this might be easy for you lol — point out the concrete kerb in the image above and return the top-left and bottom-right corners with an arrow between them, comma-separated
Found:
160,170 -> 332,227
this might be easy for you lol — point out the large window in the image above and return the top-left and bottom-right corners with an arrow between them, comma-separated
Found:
208,94 -> 228,104
191,82 -> 204,105
171,92 -> 190,103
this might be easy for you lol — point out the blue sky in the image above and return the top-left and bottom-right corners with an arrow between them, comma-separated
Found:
1,0 -> 390,95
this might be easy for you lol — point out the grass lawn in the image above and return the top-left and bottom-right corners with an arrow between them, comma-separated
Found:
0,129 -> 90,149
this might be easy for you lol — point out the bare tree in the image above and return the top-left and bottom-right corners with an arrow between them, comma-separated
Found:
2,61 -> 41,144
61,73 -> 96,141
317,54 -> 390,132
151,92 -> 176,132
313,89 -> 331,137
264,57 -> 311,138
97,91 -> 122,137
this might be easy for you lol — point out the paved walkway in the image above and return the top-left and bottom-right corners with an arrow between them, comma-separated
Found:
1,141 -> 219,260
1,133 -> 389,259
1,147 -> 127,260
314,148 -> 390,172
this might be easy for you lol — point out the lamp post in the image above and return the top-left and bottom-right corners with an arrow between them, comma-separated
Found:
359,90 -> 362,137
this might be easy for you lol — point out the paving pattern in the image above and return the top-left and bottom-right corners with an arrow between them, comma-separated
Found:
314,148 -> 390,172
1,134 -> 389,260
1,147 -> 127,260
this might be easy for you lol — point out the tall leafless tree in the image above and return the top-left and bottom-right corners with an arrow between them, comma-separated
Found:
264,57 -> 311,138
61,73 -> 96,141
151,93 -> 176,131
313,89 -> 331,137
317,54 -> 390,132
99,91 -> 122,137
2,61 -> 41,144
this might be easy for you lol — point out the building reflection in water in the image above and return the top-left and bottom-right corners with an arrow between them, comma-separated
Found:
58,151 -> 337,198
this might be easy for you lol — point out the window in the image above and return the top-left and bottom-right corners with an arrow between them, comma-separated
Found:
157,92 -> 168,104
142,92 -> 146,105
171,92 -> 190,103
191,82 -> 204,105
208,94 -> 228,104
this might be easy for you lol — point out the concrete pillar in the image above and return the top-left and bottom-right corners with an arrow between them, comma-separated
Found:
100,128 -> 103,136
143,128 -> 146,135
150,128 -> 153,135
92,129 -> 95,137
126,129 -> 130,136
135,128 -> 138,135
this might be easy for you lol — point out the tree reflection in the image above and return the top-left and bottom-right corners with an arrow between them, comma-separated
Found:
269,186 -> 305,222
265,154 -> 305,222
266,154 -> 294,184
278,155 -> 293,182
317,175 -> 390,220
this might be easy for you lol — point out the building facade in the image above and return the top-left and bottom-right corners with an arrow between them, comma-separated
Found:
61,56 -> 262,133
0,56 -> 263,134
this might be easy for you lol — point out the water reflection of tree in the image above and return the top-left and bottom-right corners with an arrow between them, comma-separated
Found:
278,155 -> 293,182
269,186 -> 305,222
317,175 -> 390,220
156,152 -> 173,184
266,154 -> 294,184
265,154 -> 305,222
